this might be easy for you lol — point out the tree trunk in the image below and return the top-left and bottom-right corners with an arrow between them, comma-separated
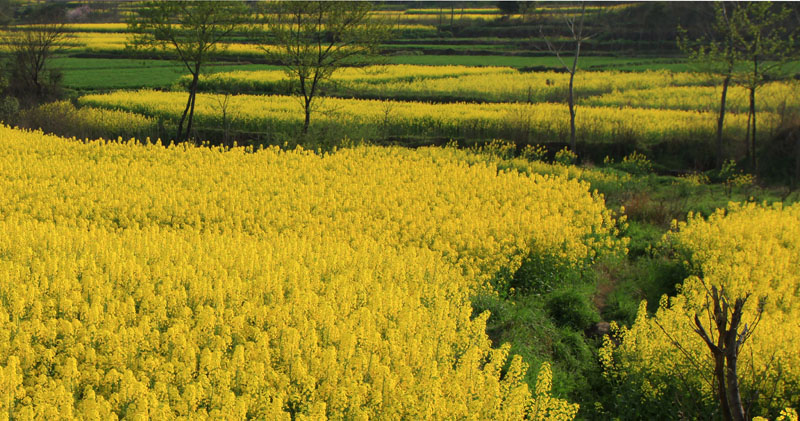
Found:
714,352 -> 733,421
744,108 -> 752,167
185,63 -> 201,143
176,78 -> 194,142
716,75 -> 731,169
749,86 -> 757,171
302,97 -> 311,134
725,348 -> 746,421
568,71 -> 576,151
186,88 -> 197,143
724,299 -> 747,421
795,131 -> 799,188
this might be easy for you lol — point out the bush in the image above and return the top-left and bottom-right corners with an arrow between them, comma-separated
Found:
0,95 -> 19,122
554,147 -> 577,165
616,151 -> 653,175
521,143 -> 547,161
510,252 -> 580,295
545,289 -> 600,330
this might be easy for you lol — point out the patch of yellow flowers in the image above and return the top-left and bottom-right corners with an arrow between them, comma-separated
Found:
0,125 -> 627,419
583,81 -> 800,114
78,89 -> 752,145
181,65 -> 516,94
601,202 -> 800,418
183,66 -> 708,104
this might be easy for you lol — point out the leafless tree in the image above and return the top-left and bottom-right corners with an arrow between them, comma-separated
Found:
3,5 -> 67,104
540,2 -> 590,151
258,1 -> 392,135
128,1 -> 249,143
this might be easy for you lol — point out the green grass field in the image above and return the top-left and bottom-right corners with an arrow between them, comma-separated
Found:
56,57 -> 282,90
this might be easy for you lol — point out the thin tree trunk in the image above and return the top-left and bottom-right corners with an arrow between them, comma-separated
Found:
185,63 -> 201,143
724,300 -> 747,421
568,71 -> 576,150
176,76 -> 196,142
303,97 -> 311,134
567,4 -> 584,152
744,107 -> 752,167
795,132 -> 800,188
186,89 -> 197,143
749,86 -> 757,171
717,75 -> 731,169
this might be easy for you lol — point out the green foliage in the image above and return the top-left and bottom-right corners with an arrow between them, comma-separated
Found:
510,252 -> 581,296
676,3 -> 742,78
719,159 -> 755,195
0,95 -> 18,122
546,289 -> 600,330
259,1 -> 393,133
128,0 -> 250,141
471,290 -> 603,415
615,151 -> 653,175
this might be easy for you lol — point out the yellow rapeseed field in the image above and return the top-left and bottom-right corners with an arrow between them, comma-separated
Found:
78,89 -> 753,144
0,125 -> 627,419
182,66 -> 708,103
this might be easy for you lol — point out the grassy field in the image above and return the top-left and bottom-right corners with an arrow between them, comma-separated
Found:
56,57 -> 281,90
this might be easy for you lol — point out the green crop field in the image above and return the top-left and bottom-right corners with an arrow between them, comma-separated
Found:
56,57 -> 282,90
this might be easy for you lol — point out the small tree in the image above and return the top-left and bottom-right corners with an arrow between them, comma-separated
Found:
259,1 -> 392,134
691,285 -> 763,421
128,1 -> 249,143
678,3 -> 742,169
730,2 -> 795,171
539,2 -> 590,151
653,280 -> 766,421
2,2 -> 68,105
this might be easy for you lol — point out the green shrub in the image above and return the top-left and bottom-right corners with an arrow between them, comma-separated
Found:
545,289 -> 600,330
521,143 -> 547,161
554,147 -> 577,165
510,252 -> 580,295
616,151 -> 653,175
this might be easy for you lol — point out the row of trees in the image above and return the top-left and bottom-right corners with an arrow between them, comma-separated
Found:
540,1 -> 797,169
128,1 -> 392,143
0,1 -> 391,142
679,2 -> 797,171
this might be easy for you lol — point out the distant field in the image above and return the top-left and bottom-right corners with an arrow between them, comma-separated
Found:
56,57 -> 281,90
55,54 -> 698,92
181,66 -> 712,103
78,89 -> 751,147
385,54 -> 691,71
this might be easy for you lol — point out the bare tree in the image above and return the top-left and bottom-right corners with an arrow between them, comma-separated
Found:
654,282 -> 765,421
540,2 -> 590,151
730,2 -> 795,171
2,3 -> 67,105
692,285 -> 763,421
678,3 -> 742,169
259,1 -> 392,134
128,1 -> 249,143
